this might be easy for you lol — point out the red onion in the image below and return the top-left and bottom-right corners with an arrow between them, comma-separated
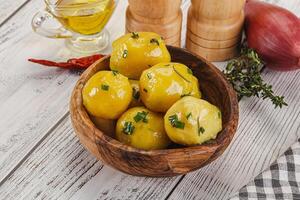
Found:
245,0 -> 300,71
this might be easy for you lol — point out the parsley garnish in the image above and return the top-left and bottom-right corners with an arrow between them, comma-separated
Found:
132,87 -> 140,100
112,70 -> 119,76
186,112 -> 192,120
134,111 -> 149,123
101,84 -> 109,91
123,121 -> 135,135
131,32 -> 139,39
150,38 -> 160,46
122,50 -> 128,58
181,92 -> 191,98
218,112 -> 221,119
187,68 -> 193,75
147,73 -> 152,79
172,65 -> 191,83
197,116 -> 205,135
168,114 -> 185,129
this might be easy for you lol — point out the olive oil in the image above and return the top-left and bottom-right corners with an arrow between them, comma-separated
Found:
52,0 -> 115,35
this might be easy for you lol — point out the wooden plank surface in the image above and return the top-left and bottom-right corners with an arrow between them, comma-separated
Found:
0,0 -> 125,183
0,0 -> 300,200
0,0 -> 31,25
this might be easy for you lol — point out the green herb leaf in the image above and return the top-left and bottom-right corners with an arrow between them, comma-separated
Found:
147,73 -> 152,79
218,112 -> 221,119
131,32 -> 139,39
223,44 -> 287,109
181,92 -> 191,98
168,114 -> 185,129
122,50 -> 128,58
112,70 -> 119,76
150,38 -> 160,46
186,112 -> 192,120
132,87 -> 140,100
123,121 -> 135,135
172,65 -> 191,83
197,116 -> 205,135
134,111 -> 149,123
101,84 -> 109,91
187,68 -> 193,75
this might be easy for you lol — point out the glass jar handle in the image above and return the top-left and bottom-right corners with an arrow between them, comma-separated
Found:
31,10 -> 72,39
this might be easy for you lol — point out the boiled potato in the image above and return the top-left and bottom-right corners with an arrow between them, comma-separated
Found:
164,96 -> 222,146
110,32 -> 171,79
82,71 -> 132,119
129,80 -> 143,108
140,62 -> 201,112
90,115 -> 115,138
116,107 -> 171,150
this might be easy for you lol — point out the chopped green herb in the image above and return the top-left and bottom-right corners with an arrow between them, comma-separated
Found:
132,87 -> 140,100
186,112 -> 192,120
218,112 -> 221,119
134,111 -> 149,123
198,127 -> 205,135
197,116 -> 205,135
122,50 -> 128,58
164,64 -> 170,67
101,84 -> 109,91
150,38 -> 160,46
168,114 -> 185,129
143,88 -> 148,93
123,121 -> 135,135
172,65 -> 191,83
187,68 -> 193,75
131,32 -> 139,39
147,73 -> 152,79
112,70 -> 119,76
181,92 -> 191,98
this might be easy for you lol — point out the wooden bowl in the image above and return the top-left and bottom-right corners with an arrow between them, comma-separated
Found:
70,46 -> 239,177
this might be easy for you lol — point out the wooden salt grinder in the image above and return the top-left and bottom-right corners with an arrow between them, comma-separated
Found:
126,0 -> 182,47
186,0 -> 246,61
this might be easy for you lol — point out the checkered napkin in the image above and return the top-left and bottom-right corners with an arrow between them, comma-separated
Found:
230,139 -> 300,200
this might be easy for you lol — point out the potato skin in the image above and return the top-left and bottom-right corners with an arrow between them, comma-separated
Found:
140,62 -> 201,112
164,96 -> 222,146
82,71 -> 132,119
116,107 -> 171,150
110,32 -> 171,79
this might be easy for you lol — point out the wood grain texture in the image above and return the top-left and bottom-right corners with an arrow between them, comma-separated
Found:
0,0 -> 30,25
0,0 -> 300,200
126,0 -> 182,46
70,46 -> 238,177
0,0 -> 126,183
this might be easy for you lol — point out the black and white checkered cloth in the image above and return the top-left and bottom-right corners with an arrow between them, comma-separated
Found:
230,139 -> 300,200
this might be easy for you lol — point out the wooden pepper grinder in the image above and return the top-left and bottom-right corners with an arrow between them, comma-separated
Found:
126,0 -> 182,47
186,0 -> 246,61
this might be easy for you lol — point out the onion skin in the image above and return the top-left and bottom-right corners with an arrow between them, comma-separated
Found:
245,0 -> 300,71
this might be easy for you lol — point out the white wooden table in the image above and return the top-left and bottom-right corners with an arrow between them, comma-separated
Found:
0,0 -> 299,199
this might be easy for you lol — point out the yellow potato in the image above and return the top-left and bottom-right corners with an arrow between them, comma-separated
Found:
90,115 -> 116,138
110,32 -> 171,79
140,62 -> 201,112
129,80 -> 143,108
164,96 -> 222,146
82,71 -> 132,119
116,107 -> 171,150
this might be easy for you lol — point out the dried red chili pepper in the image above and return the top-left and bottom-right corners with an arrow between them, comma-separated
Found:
28,54 -> 105,69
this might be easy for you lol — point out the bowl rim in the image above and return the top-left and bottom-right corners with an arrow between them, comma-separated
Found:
71,46 -> 239,157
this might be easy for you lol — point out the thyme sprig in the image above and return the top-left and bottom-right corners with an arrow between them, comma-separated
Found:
223,47 -> 287,108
